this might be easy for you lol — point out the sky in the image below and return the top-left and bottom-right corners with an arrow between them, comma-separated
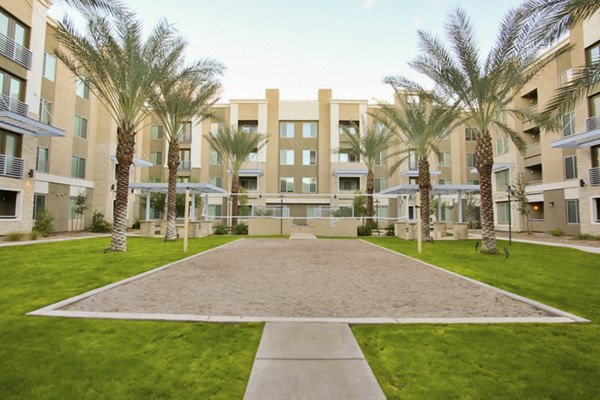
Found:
48,0 -> 524,103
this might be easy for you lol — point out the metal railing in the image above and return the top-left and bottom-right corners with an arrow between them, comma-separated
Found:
178,160 -> 191,170
586,115 -> 600,132
590,167 -> 600,186
0,33 -> 32,69
0,153 -> 25,179
0,93 -> 28,116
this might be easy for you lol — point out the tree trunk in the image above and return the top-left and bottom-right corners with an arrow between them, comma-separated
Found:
165,140 -> 180,241
418,159 -> 431,241
366,169 -> 375,224
475,132 -> 498,254
111,128 -> 135,252
231,174 -> 239,227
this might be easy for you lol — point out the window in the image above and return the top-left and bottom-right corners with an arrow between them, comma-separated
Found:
438,179 -> 452,185
39,99 -> 52,125
302,150 -> 317,165
280,122 -> 295,138
240,176 -> 258,191
594,198 -> 600,223
303,122 -> 317,138
302,177 -> 317,193
43,53 -> 56,81
376,205 -> 389,219
408,150 -> 417,170
565,155 -> 577,180
465,128 -> 477,141
151,125 -> 163,140
69,197 -> 83,221
179,150 -> 190,170
562,113 -> 575,137
73,115 -> 88,139
36,146 -> 49,173
466,153 -> 475,168
71,156 -> 86,179
438,152 -> 451,167
467,179 -> 480,185
209,176 -> 222,188
558,68 -> 573,87
339,149 -> 359,163
0,70 -> 25,107
280,150 -> 294,165
177,177 -> 190,183
180,121 -> 192,142
239,121 -> 258,134
497,202 -> 510,224
76,77 -> 89,100
375,151 -> 386,166
590,93 -> 600,118
339,177 -> 360,191
566,200 -> 580,224
33,193 -> 46,219
208,205 -> 222,219
586,41 -> 600,65
339,121 -> 358,135
246,148 -> 258,162
150,151 -> 162,166
280,177 -> 294,193
209,149 -> 222,165
0,190 -> 18,219
496,136 -> 509,156
375,178 -> 387,193
495,169 -> 510,190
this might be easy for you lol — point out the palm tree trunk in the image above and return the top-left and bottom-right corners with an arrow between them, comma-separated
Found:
231,175 -> 239,227
111,128 -> 135,252
475,132 -> 498,254
366,169 -> 375,224
418,159 -> 431,241
165,140 -> 180,241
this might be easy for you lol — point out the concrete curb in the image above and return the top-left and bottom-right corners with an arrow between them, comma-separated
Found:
27,238 -> 243,316
360,239 -> 591,323
468,234 -> 600,254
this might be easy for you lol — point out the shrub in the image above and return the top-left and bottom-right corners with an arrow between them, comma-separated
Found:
233,222 -> 248,235
4,232 -> 25,241
29,231 -> 40,241
213,223 -> 228,235
132,219 -> 141,230
574,233 -> 600,241
385,223 -> 395,236
357,225 -> 372,236
88,211 -> 112,233
33,209 -> 54,237
549,227 -> 565,237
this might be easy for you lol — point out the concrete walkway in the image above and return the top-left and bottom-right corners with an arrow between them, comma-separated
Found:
469,233 -> 600,254
244,322 -> 385,400
289,232 -> 318,240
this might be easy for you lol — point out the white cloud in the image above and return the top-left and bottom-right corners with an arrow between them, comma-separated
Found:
359,0 -> 379,9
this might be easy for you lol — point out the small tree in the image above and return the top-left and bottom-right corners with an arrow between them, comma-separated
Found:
465,193 -> 481,229
512,172 -> 530,233
72,193 -> 88,231
353,192 -> 367,218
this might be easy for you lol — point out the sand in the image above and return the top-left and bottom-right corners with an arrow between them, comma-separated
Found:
62,239 -> 551,318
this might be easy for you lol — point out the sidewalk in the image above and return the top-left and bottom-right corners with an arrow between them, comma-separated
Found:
244,322 -> 385,399
468,233 -> 600,254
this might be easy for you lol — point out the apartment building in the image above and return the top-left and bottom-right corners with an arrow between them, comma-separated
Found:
0,2 -> 146,235
138,88 -> 477,225
491,11 -> 600,236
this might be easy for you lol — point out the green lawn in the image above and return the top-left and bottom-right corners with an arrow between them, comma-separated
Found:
0,236 -> 263,399
354,238 -> 600,399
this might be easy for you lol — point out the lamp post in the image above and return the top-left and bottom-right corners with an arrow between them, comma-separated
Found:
374,199 -> 380,234
506,185 -> 513,245
279,194 -> 284,236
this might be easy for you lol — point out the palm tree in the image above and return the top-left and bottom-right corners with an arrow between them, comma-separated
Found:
386,7 -> 560,253
57,0 -> 125,14
372,93 -> 460,241
339,120 -> 398,223
204,126 -> 267,227
521,0 -> 600,120
55,12 -> 188,251
149,62 -> 224,241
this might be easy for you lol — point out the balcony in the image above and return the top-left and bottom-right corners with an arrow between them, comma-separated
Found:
0,33 -> 32,69
590,167 -> 600,186
0,93 -> 28,117
587,115 -> 600,132
524,142 -> 541,158
0,153 -> 25,179
178,160 -> 191,171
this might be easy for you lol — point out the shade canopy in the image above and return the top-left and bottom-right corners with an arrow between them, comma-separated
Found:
0,111 -> 65,137
380,184 -> 480,195
110,155 -> 153,167
129,182 -> 226,194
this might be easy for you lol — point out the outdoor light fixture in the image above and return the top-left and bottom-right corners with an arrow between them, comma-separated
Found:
550,202 -> 555,207
27,169 -> 34,178
506,185 -> 513,245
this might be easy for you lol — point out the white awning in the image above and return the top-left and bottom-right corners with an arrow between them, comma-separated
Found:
228,169 -> 264,176
129,182 -> 226,194
0,111 -> 64,137
110,155 -> 153,167
332,169 -> 368,177
470,163 -> 514,174
401,169 -> 442,177
380,184 -> 480,195
551,129 -> 600,148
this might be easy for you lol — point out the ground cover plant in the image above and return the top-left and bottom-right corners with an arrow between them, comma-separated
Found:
354,238 -> 600,399
0,236 -> 262,399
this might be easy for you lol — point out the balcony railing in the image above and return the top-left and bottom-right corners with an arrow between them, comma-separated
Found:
0,154 -> 25,179
0,33 -> 32,69
0,93 -> 28,116
178,160 -> 191,170
590,167 -> 600,186
586,115 -> 600,132
524,142 -> 541,158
